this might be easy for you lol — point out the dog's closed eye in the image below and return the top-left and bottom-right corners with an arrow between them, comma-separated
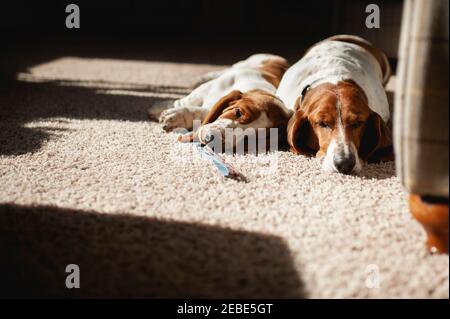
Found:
317,121 -> 331,129
348,121 -> 365,129
349,121 -> 365,129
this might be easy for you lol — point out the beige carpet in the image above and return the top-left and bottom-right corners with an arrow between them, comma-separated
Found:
0,56 -> 448,298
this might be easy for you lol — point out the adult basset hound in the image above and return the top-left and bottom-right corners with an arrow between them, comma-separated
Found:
158,54 -> 292,147
276,35 -> 393,174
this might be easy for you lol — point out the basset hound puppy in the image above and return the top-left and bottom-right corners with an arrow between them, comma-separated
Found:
277,35 -> 393,174
158,54 -> 292,147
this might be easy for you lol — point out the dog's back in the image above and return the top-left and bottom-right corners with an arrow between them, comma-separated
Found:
277,35 -> 390,122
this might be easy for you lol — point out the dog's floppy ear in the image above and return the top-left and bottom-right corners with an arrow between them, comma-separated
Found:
286,109 -> 319,155
359,112 -> 394,163
202,90 -> 242,125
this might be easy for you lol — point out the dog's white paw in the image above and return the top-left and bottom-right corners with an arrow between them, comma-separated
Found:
159,108 -> 189,132
148,100 -> 173,122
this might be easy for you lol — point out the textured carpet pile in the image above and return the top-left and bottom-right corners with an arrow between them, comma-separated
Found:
0,56 -> 448,298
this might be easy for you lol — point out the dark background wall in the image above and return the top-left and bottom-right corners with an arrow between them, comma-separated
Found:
0,0 -> 403,71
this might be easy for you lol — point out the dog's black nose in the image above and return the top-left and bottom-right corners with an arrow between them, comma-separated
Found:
333,153 -> 356,174
203,133 -> 214,143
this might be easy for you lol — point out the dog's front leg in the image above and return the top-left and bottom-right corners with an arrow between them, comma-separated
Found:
159,106 -> 209,132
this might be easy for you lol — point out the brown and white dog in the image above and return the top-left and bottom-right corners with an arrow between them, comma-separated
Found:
158,54 -> 292,147
277,35 -> 393,174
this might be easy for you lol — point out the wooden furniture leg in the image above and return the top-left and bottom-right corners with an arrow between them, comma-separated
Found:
410,194 -> 449,254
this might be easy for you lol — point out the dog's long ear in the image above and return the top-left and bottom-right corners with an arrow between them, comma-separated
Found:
202,90 -> 242,125
286,109 -> 319,156
359,112 -> 394,163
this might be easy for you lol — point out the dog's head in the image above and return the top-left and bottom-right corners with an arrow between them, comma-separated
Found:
179,89 -> 291,151
287,80 -> 393,174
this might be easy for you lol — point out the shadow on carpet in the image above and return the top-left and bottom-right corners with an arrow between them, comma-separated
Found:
0,203 -> 305,298
0,79 -> 185,156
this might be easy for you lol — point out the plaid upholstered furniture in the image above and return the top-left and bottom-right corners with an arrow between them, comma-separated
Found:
395,0 -> 449,253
